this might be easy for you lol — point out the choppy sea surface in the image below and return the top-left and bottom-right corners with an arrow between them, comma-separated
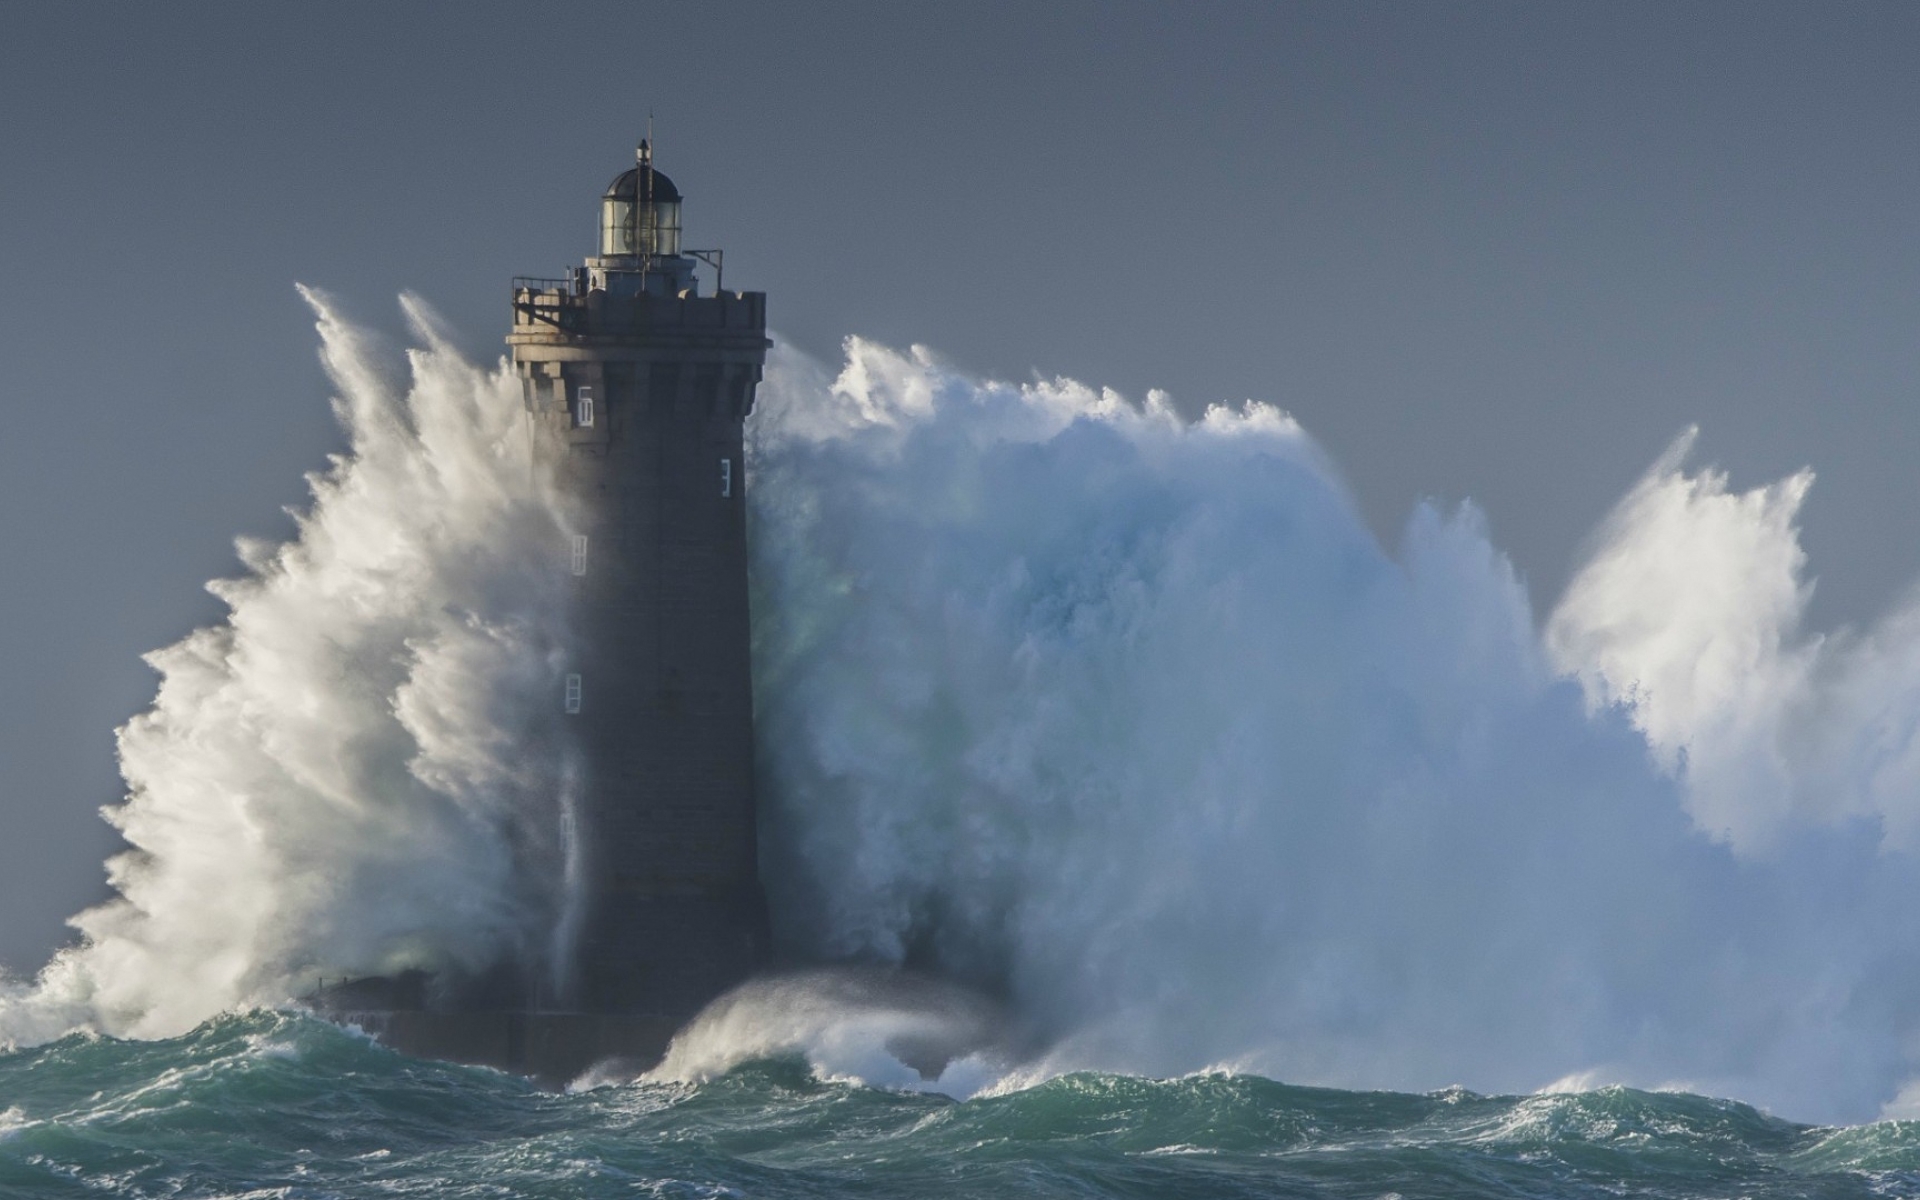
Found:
2,1013 -> 1917,1199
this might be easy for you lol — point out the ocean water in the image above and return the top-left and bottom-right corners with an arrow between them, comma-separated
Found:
4,1010 -> 1917,1200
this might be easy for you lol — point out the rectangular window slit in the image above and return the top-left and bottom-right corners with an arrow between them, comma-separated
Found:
720,456 -> 733,498
570,534 -> 589,575
564,673 -> 582,714
576,386 -> 595,428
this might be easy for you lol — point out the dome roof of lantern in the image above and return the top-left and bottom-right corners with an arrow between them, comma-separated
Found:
604,166 -> 683,204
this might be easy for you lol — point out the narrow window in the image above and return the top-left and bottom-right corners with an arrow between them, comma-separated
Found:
570,534 -> 589,576
564,673 -> 582,714
720,456 -> 733,498
576,386 -> 595,428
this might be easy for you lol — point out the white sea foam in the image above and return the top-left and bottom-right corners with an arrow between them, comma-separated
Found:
8,311 -> 1920,1123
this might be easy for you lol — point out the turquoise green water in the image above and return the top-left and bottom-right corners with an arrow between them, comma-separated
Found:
2,1012 -> 1916,1199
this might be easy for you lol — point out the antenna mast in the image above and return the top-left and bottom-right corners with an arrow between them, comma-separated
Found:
636,120 -> 654,287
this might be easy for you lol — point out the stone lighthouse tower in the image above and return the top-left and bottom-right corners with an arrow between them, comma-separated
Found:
507,142 -> 771,1022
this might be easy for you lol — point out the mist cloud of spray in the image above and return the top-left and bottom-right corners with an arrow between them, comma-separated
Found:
748,339 -> 1920,1122
1,292 -> 577,1043
1548,427 -> 1920,855
10,308 -> 1920,1123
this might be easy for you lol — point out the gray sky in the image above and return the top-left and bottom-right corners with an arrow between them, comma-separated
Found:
3,1 -> 1918,973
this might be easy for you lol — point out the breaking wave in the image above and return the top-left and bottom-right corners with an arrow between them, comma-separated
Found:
8,304 -> 1920,1122
636,967 -> 1010,1096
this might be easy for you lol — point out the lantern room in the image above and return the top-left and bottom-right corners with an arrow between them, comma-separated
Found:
600,142 -> 682,259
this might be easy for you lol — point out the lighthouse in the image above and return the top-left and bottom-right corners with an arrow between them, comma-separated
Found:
320,145 -> 772,1083
508,142 -> 772,1018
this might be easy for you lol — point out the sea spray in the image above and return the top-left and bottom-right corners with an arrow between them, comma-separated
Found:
1,291 -> 579,1045
747,337 -> 1920,1122
11,314 -> 1920,1123
1546,427 -> 1818,849
1548,426 -> 1920,856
